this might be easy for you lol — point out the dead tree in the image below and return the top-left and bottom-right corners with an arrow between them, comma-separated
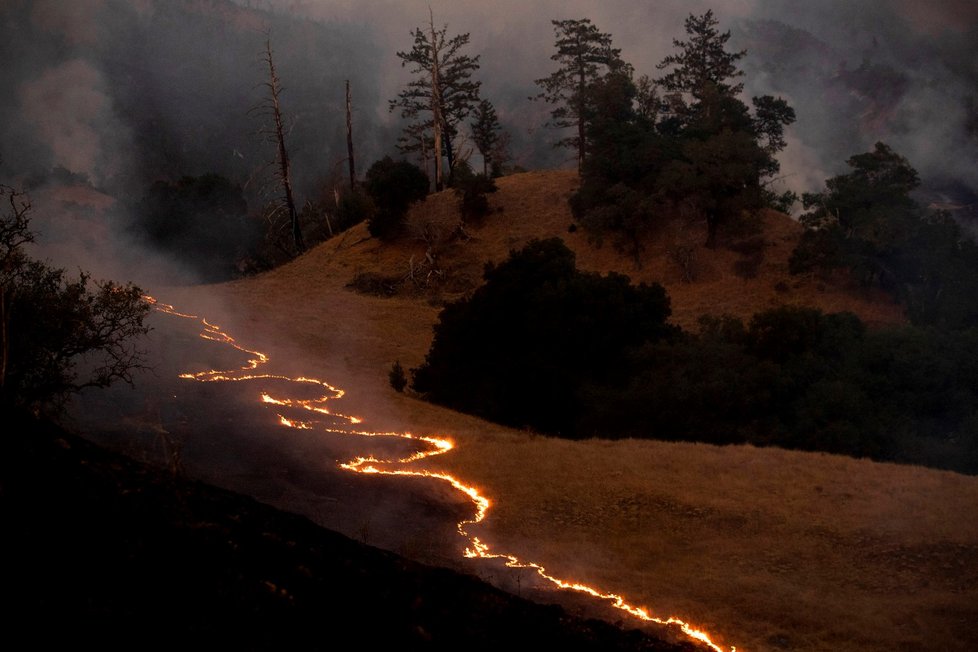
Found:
390,9 -> 482,191
258,36 -> 304,254
346,80 -> 357,188
0,186 -> 33,394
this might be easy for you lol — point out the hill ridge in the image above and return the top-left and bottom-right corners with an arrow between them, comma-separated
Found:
256,169 -> 905,332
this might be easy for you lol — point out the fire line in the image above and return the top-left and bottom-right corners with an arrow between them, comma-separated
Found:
146,295 -> 735,652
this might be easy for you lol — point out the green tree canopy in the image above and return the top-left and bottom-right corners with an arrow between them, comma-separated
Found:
572,10 -> 795,251
411,238 -> 676,435
654,11 -> 795,247
791,142 -> 978,328
470,99 -> 502,177
655,9 -> 746,120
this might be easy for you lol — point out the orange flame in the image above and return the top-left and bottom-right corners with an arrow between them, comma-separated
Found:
146,294 -> 736,652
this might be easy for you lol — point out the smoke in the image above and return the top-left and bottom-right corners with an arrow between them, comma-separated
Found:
733,0 -> 978,201
3,0 -> 977,285
893,0 -> 978,34
18,59 -> 132,185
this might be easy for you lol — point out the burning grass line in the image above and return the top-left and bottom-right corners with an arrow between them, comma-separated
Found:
148,295 -> 736,652
143,295 -> 198,319
337,435 -> 731,652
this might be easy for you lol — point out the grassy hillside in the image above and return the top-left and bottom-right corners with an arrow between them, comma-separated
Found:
283,169 -> 904,332
144,170 -> 978,652
205,167 -> 907,395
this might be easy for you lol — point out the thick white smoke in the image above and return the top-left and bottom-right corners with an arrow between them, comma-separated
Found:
19,59 -> 132,186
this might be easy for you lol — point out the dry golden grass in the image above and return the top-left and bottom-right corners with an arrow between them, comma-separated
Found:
169,170 -> 975,652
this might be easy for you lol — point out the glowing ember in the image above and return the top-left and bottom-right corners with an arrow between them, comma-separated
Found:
146,295 -> 736,652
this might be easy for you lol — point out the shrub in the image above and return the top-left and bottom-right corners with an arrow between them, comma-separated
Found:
389,361 -> 408,393
452,164 -> 498,221
411,238 -> 676,435
333,186 -> 376,233
2,185 -> 151,413
346,271 -> 401,297
733,257 -> 761,279
364,157 -> 429,240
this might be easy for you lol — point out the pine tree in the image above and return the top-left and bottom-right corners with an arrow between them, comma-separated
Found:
654,11 -> 795,248
655,9 -> 746,123
470,99 -> 502,177
257,37 -> 304,254
534,19 -> 626,170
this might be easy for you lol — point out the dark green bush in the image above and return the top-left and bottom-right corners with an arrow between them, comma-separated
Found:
330,185 -> 376,234
364,157 -> 429,240
412,238 -> 676,436
452,164 -> 498,221
388,361 -> 408,393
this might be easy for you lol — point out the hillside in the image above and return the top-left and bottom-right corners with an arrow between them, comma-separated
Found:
8,1 -> 978,647
260,169 -> 905,333
139,170 -> 978,652
199,167 -> 906,394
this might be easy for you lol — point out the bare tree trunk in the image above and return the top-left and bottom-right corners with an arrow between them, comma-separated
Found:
264,38 -> 305,254
345,80 -> 356,188
443,119 -> 455,180
429,8 -> 444,191
1,288 -> 7,395
420,131 -> 430,181
577,59 -> 586,172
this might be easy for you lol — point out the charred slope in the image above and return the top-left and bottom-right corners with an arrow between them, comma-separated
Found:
0,409 -> 693,652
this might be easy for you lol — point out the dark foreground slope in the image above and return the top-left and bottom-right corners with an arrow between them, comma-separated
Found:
0,409 -> 693,652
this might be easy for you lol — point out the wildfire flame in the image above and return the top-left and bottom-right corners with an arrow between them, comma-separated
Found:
146,295 -> 735,652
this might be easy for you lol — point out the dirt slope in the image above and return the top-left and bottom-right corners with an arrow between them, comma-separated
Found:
158,170 -> 976,652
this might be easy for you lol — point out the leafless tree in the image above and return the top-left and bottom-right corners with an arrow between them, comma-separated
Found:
252,35 -> 305,255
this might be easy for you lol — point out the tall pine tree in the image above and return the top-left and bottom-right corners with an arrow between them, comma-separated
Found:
534,19 -> 626,170
654,10 -> 795,247
655,9 -> 746,123
470,99 -> 502,177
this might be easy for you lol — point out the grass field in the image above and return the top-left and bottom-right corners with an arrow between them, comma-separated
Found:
163,170 -> 977,652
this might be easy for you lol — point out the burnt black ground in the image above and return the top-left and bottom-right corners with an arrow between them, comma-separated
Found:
66,310 -> 475,567
0,408 -> 698,652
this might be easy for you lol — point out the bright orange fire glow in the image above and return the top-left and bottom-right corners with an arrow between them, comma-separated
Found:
146,295 -> 736,652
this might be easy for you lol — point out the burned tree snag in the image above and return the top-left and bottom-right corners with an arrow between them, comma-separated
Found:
263,37 -> 304,254
346,80 -> 357,188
